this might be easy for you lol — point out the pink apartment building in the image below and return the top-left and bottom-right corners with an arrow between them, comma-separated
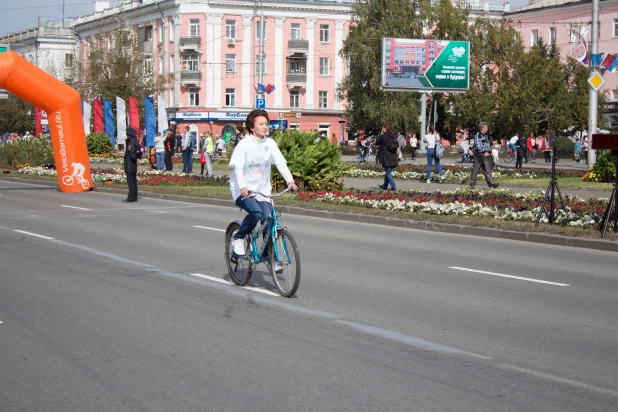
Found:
505,0 -> 618,121
73,0 -> 353,141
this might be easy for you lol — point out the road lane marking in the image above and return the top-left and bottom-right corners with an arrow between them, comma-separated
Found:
13,230 -> 55,240
193,225 -> 225,232
498,364 -> 618,398
190,273 -> 280,297
61,205 -> 91,211
449,266 -> 570,287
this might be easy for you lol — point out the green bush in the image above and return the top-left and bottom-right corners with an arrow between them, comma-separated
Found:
271,129 -> 350,191
553,136 -> 574,155
87,132 -> 114,155
0,138 -> 54,168
589,150 -> 616,183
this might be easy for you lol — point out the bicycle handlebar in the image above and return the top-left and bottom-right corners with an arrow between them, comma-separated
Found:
243,186 -> 295,200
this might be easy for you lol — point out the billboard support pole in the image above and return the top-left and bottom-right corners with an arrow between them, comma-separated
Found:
420,93 -> 427,152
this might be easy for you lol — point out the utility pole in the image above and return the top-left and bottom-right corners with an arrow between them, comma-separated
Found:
255,0 -> 265,108
588,0 -> 600,166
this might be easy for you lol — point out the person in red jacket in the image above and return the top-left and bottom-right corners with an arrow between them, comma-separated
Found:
526,132 -> 537,163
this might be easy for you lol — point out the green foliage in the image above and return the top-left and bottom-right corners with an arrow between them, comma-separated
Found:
0,93 -> 34,135
87,132 -> 114,155
553,136 -> 574,155
0,138 -> 54,168
588,150 -> 617,183
271,129 -> 350,191
338,0 -> 469,133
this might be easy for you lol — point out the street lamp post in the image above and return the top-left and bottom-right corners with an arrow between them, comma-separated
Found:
255,0 -> 265,108
588,0 -> 600,166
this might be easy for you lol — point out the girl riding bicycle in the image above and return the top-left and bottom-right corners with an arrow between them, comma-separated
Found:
229,109 -> 298,256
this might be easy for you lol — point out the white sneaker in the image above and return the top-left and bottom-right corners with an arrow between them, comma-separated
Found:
232,238 -> 246,255
426,179 -> 431,184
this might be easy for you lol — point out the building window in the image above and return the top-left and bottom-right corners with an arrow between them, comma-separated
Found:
290,90 -> 300,108
226,54 -> 236,74
169,54 -> 174,73
549,27 -> 556,45
291,23 -> 301,40
189,19 -> 200,37
226,20 -> 236,39
65,53 -> 74,68
531,29 -> 538,46
225,88 -> 236,106
288,57 -> 306,73
256,20 -> 267,40
255,55 -> 266,74
319,91 -> 328,109
183,54 -> 199,71
318,123 -> 330,137
320,24 -> 330,43
319,58 -> 329,76
189,87 -> 200,106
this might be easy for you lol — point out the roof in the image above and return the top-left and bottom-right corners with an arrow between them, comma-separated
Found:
509,0 -> 587,13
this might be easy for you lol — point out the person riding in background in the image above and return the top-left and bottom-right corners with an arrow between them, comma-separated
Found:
228,109 -> 298,256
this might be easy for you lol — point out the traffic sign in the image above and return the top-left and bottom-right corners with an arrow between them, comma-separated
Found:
256,98 -> 266,109
296,112 -> 301,118
588,71 -> 604,91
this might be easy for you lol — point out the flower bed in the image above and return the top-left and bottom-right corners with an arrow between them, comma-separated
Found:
298,188 -> 607,227
344,164 -> 587,183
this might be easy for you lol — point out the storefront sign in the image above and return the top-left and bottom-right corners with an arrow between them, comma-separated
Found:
174,111 -> 249,122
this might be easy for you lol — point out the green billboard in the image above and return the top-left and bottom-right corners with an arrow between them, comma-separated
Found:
381,38 -> 469,92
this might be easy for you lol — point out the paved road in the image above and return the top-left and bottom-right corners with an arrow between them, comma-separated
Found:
1,179 -> 617,411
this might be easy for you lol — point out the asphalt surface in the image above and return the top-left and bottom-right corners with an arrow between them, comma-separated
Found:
1,179 -> 617,411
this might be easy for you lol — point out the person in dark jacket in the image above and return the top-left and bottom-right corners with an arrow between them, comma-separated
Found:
376,124 -> 399,191
163,129 -> 175,171
515,134 -> 527,169
123,127 -> 140,203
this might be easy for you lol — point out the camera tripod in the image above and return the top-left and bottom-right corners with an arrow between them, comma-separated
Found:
535,147 -> 567,226
599,154 -> 618,238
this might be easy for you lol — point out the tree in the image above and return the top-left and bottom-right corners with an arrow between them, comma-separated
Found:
338,0 -> 469,134
0,94 -> 34,135
67,17 -> 172,125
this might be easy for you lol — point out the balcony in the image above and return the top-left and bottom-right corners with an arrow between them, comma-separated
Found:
286,72 -> 306,89
179,36 -> 201,53
180,70 -> 202,87
287,39 -> 308,55
138,40 -> 152,54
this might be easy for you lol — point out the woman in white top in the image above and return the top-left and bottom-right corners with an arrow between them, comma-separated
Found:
154,131 -> 166,171
229,109 -> 298,256
422,126 -> 444,184
409,132 -> 418,160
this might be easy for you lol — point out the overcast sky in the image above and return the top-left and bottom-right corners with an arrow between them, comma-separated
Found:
0,0 -> 530,39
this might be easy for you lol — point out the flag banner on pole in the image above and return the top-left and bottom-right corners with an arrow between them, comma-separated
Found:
591,53 -> 602,66
157,95 -> 168,133
93,99 -> 104,133
34,107 -> 42,137
610,58 -> 618,73
128,96 -> 140,136
116,96 -> 127,146
104,99 -> 116,145
82,101 -> 92,136
257,83 -> 265,92
144,96 -> 156,147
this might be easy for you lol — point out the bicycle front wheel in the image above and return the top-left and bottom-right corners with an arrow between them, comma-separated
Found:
269,229 -> 301,297
225,222 -> 253,286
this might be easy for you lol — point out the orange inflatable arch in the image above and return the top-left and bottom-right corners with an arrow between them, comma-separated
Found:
0,51 -> 92,192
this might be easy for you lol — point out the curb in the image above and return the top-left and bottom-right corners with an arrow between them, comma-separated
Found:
2,176 -> 617,253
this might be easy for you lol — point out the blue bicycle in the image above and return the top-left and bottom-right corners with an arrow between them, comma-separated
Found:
224,188 -> 301,297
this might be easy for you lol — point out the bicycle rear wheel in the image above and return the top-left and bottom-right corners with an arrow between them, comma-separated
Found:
268,229 -> 301,297
225,222 -> 253,286
502,152 -> 514,163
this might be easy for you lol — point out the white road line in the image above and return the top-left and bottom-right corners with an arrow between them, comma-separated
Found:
13,230 -> 55,240
193,225 -> 225,232
449,266 -> 570,287
0,321 -> 3,324
190,273 -> 232,285
190,273 -> 280,297
61,205 -> 92,211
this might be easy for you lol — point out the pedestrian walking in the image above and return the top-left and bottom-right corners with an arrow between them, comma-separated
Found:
574,137 -> 582,162
543,135 -> 552,163
515,134 -> 526,169
583,133 -> 589,165
527,132 -> 536,163
460,138 -> 470,163
423,126 -> 444,184
469,122 -> 499,189
409,132 -> 418,160
181,125 -> 192,173
175,130 -> 182,154
123,127 -> 140,203
154,131 -> 165,171
164,129 -> 175,171
376,124 -> 399,191
397,131 -> 406,160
